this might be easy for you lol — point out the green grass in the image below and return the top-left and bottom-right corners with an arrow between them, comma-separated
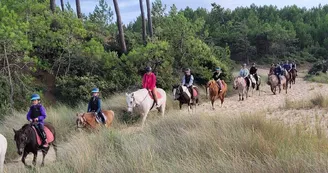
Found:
3,94 -> 328,172
305,73 -> 328,84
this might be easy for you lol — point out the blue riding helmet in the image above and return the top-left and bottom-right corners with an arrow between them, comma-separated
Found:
91,88 -> 99,93
31,94 -> 41,101
145,66 -> 152,72
215,67 -> 221,71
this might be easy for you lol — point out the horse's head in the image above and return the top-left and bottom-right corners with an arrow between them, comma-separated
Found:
126,93 -> 136,113
76,113 -> 87,128
172,85 -> 181,100
13,127 -> 29,155
233,77 -> 239,90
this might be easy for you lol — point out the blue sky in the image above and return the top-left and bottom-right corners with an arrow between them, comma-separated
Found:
56,0 -> 328,24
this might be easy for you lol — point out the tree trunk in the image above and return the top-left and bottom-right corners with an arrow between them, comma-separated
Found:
50,0 -> 56,13
60,0 -> 65,11
75,0 -> 82,19
4,44 -> 14,113
146,0 -> 153,37
113,0 -> 127,54
139,0 -> 147,45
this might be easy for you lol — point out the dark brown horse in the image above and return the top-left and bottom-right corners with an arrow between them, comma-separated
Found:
290,68 -> 297,84
206,80 -> 228,110
13,122 -> 57,167
76,110 -> 115,129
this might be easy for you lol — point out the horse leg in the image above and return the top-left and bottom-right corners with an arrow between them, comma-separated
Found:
179,102 -> 182,110
21,150 -> 29,167
52,142 -> 58,159
160,102 -> 166,117
32,151 -> 37,166
141,111 -> 149,128
41,147 -> 49,167
239,93 -> 241,101
211,100 -> 215,110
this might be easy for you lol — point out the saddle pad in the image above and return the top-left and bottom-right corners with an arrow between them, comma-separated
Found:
32,126 -> 54,147
192,88 -> 198,97
217,81 -> 225,90
149,91 -> 162,100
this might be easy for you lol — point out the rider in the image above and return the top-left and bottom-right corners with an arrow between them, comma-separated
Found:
212,67 -> 223,93
87,88 -> 105,124
249,63 -> 258,83
240,63 -> 250,86
291,60 -> 298,76
269,63 -> 275,75
283,60 -> 292,73
182,68 -> 194,100
142,66 -> 158,106
274,63 -> 283,84
26,94 -> 47,147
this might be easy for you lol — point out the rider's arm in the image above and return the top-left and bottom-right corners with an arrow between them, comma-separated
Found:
188,75 -> 194,87
39,106 -> 47,121
87,100 -> 91,112
142,74 -> 146,89
181,76 -> 186,85
239,70 -> 243,77
96,99 -> 101,113
26,107 -> 32,122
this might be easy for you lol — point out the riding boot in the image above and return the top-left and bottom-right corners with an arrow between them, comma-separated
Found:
189,86 -> 194,103
98,112 -> 106,124
38,124 -> 47,146
217,81 -> 222,93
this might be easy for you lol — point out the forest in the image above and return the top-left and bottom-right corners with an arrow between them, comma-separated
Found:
0,0 -> 328,116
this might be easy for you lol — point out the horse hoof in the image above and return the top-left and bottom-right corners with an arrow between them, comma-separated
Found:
41,163 -> 45,167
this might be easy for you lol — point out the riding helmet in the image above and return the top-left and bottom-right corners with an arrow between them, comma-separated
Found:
145,66 -> 152,72
91,88 -> 100,93
184,68 -> 191,73
30,94 -> 41,101
215,67 -> 221,71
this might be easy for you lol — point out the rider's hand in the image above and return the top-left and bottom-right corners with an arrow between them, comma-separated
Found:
29,119 -> 32,122
34,118 -> 38,122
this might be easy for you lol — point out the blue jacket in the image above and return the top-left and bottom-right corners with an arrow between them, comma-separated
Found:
274,66 -> 283,75
26,104 -> 47,125
239,68 -> 249,77
283,64 -> 291,71
87,96 -> 101,113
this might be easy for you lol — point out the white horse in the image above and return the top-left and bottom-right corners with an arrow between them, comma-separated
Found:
0,134 -> 7,173
233,76 -> 248,101
126,88 -> 167,127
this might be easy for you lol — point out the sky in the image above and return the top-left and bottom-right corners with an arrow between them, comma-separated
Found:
56,0 -> 328,24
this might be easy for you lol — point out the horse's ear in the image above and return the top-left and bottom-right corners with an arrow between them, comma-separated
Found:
131,93 -> 134,97
13,128 -> 17,134
76,113 -> 79,117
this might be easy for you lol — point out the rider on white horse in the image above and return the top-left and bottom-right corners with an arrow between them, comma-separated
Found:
249,63 -> 258,83
142,66 -> 158,107
181,68 -> 194,101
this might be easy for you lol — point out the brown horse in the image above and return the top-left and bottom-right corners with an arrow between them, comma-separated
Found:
290,68 -> 297,84
206,80 -> 228,110
267,75 -> 287,94
76,110 -> 114,129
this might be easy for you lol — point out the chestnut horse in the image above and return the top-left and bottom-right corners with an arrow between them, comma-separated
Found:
290,68 -> 297,84
76,110 -> 115,129
206,80 -> 228,110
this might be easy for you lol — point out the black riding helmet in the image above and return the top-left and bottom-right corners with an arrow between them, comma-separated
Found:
145,66 -> 152,72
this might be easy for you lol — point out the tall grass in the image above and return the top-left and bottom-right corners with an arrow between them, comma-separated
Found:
305,73 -> 328,83
285,94 -> 328,110
4,113 -> 328,173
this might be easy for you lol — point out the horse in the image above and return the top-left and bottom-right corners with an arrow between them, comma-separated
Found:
284,69 -> 292,89
172,85 -> 199,112
267,74 -> 287,94
206,80 -> 228,110
76,110 -> 115,129
233,76 -> 248,101
0,134 -> 7,173
290,68 -> 297,84
126,88 -> 166,128
249,74 -> 261,96
13,122 -> 57,167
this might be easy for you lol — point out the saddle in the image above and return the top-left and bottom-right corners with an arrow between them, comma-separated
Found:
31,125 -> 54,147
148,91 -> 162,100
95,112 -> 107,123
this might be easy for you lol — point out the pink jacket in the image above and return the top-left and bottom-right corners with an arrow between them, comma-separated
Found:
142,73 -> 156,90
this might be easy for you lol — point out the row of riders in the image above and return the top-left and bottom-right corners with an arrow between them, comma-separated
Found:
9,61 -> 298,168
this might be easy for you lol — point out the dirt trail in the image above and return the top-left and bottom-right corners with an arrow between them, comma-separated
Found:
5,68 -> 328,171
